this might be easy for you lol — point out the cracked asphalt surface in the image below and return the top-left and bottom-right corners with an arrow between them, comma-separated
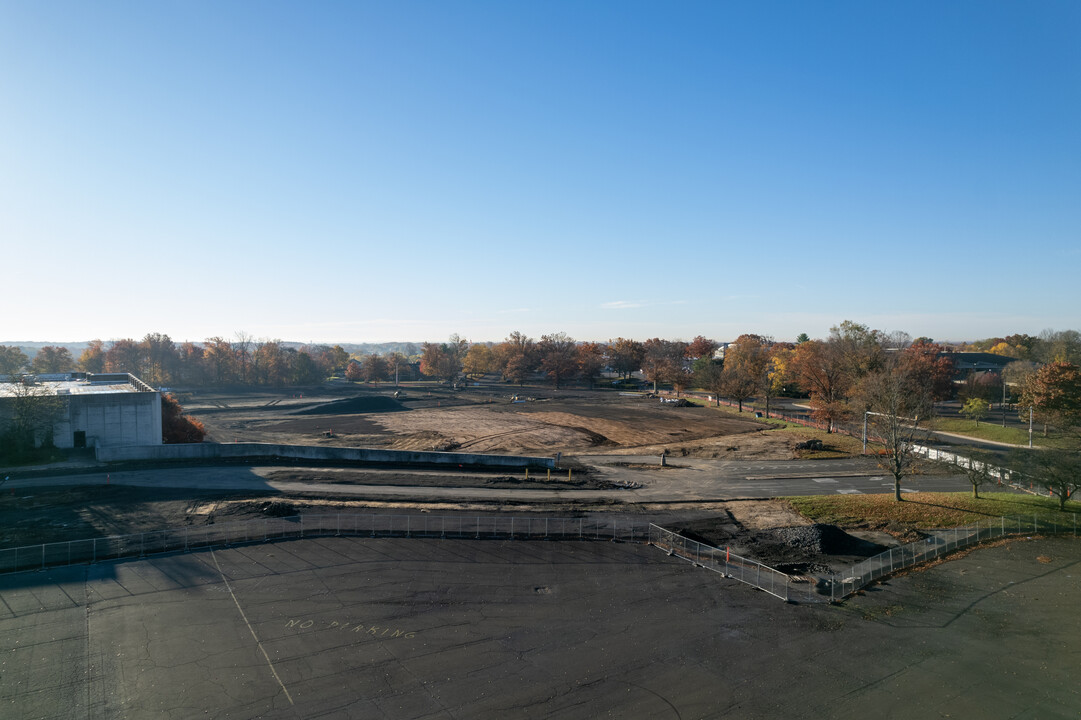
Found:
1,535 -> 1077,718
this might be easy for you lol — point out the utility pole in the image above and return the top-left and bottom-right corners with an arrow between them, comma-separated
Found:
1001,374 -> 1007,428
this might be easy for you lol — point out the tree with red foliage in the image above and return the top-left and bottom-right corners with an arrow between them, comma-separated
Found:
898,340 -> 955,402
685,335 -> 717,361
539,332 -> 577,389
161,393 -> 206,444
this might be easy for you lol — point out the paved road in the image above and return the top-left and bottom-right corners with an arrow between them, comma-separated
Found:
1,456 -> 979,502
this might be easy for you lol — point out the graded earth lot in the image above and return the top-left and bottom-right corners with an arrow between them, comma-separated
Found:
183,384 -> 781,457
1,535 -> 1076,719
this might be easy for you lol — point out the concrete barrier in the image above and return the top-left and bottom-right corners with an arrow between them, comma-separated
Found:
94,442 -> 556,469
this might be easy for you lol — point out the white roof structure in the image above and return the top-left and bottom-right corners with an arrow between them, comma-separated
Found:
0,373 -> 155,398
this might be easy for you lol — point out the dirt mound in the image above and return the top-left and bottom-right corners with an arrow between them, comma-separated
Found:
771,524 -> 886,557
293,396 -> 407,415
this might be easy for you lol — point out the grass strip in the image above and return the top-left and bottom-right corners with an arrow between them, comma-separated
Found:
787,491 -> 1081,530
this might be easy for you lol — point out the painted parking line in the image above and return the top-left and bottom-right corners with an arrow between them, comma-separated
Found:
812,478 -> 838,484
836,489 -> 863,494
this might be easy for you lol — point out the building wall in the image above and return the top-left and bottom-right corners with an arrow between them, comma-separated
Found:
55,392 -> 162,448
95,441 -> 555,468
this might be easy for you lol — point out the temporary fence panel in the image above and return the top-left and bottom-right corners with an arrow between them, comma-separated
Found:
0,513 -> 649,576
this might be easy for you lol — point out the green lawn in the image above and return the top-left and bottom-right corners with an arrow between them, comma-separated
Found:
787,491 -> 1081,530
930,417 -> 1074,449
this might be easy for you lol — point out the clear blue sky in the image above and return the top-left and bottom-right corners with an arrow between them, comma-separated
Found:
2,1 -> 1078,345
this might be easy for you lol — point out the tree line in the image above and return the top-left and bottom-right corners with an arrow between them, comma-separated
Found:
0,334 -> 354,387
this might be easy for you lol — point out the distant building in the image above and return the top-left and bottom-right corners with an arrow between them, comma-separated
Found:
0,372 -> 161,449
940,352 -> 1019,376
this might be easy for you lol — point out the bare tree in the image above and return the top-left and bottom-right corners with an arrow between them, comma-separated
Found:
0,374 -> 66,461
859,358 -> 935,501
939,453 -> 995,499
1013,448 -> 1081,510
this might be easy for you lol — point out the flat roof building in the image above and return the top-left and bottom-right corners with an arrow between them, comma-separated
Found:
0,372 -> 162,449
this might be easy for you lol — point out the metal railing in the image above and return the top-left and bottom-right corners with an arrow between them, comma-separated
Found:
649,512 -> 1079,604
647,524 -> 811,603
828,511 -> 1079,600
0,513 -> 650,575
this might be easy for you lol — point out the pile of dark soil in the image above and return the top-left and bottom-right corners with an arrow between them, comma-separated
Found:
771,524 -> 886,557
292,396 -> 407,415
260,501 -> 297,517
665,518 -> 887,572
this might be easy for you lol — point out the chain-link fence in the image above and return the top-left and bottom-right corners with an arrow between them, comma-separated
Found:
649,512 -> 1079,604
0,513 -> 651,575
647,524 -> 818,602
827,511 -> 1079,600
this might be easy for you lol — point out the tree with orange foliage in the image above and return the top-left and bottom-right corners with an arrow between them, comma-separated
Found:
79,340 -> 105,373
576,342 -> 606,388
790,339 -> 851,432
161,393 -> 206,443
1020,361 -> 1081,436
104,338 -> 143,375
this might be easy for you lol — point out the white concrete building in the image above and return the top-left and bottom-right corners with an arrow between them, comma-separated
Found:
0,372 -> 161,449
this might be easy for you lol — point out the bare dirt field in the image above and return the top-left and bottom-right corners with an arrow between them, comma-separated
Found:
183,381 -> 796,458
0,382 -> 895,573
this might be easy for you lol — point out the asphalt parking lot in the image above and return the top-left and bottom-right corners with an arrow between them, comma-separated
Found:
1,535 -> 1077,719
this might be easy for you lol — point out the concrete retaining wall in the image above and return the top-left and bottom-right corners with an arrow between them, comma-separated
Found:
95,442 -> 557,469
